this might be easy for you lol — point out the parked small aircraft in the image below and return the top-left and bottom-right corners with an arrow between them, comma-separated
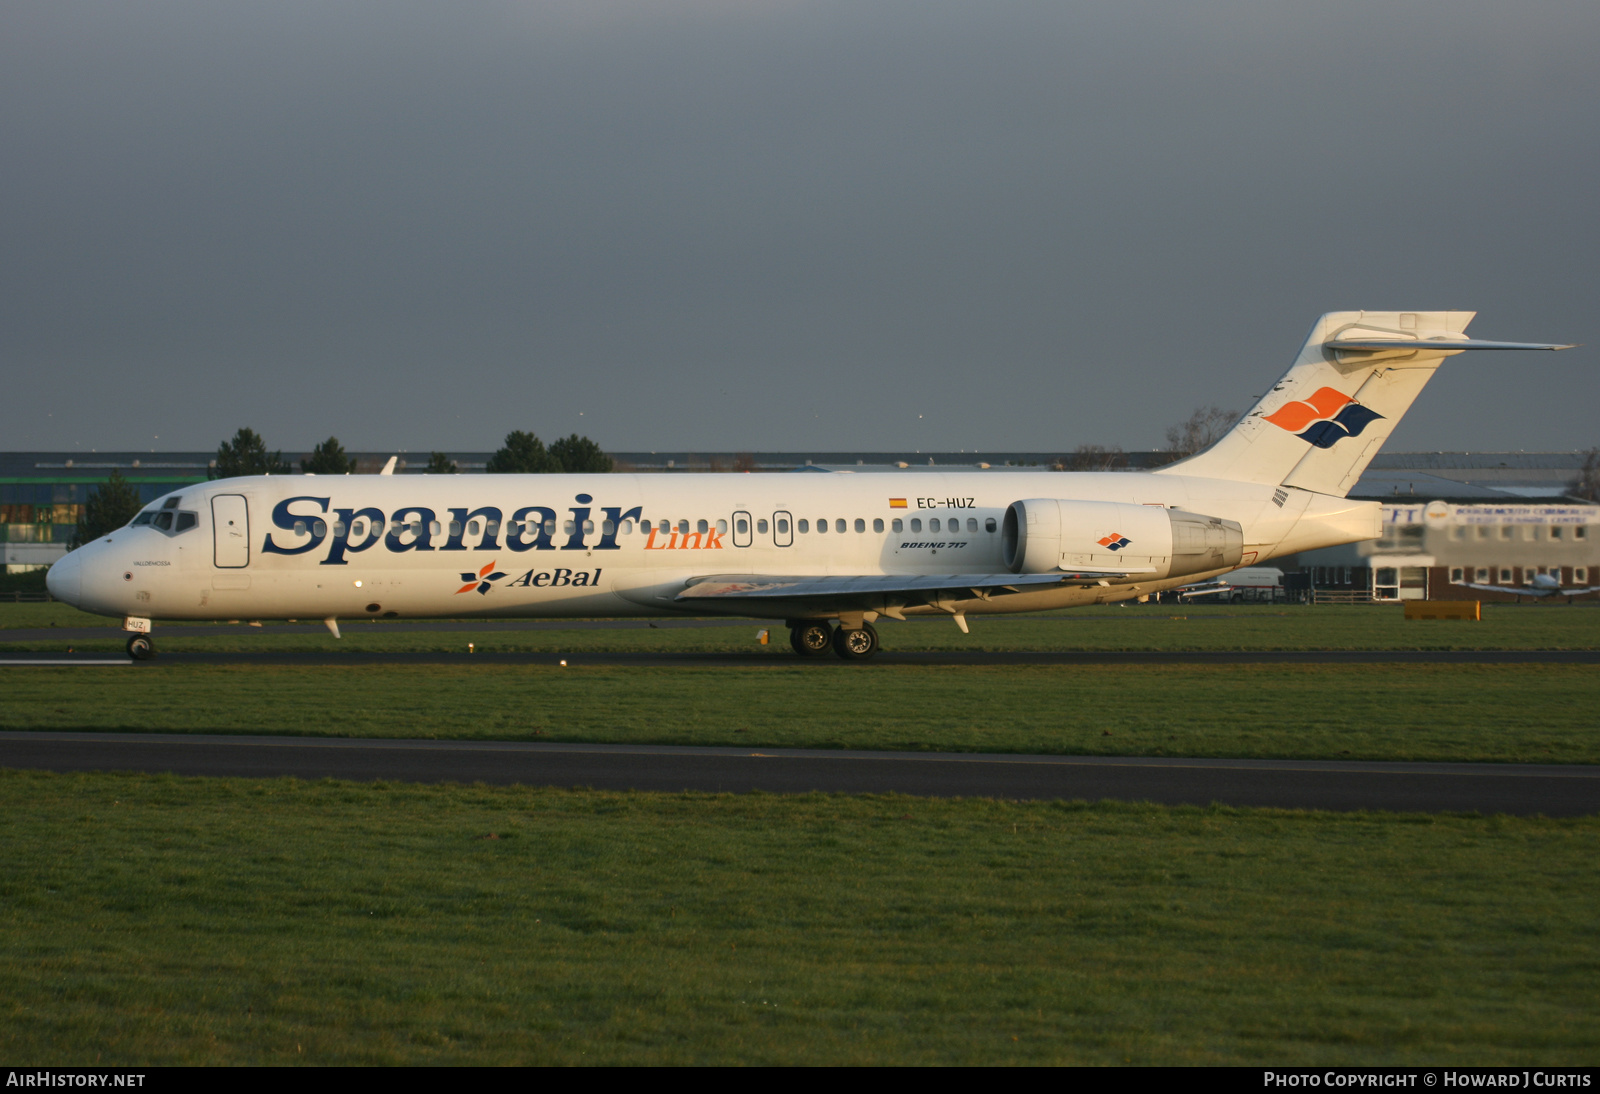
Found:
1454,572 -> 1600,600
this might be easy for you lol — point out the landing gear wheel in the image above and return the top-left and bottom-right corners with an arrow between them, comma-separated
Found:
126,634 -> 154,661
789,622 -> 833,657
831,622 -> 879,661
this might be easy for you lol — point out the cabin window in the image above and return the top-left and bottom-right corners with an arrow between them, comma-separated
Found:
966,518 -> 978,533
832,518 -> 843,533
775,518 -> 787,535
410,521 -> 424,536
816,518 -> 828,534
716,518 -> 728,534
929,518 -> 940,533
467,520 -> 480,536
677,519 -> 690,534
697,519 -> 708,534
602,520 -> 615,536
757,519 -> 768,534
583,520 -> 595,535
854,518 -> 865,533
352,520 -> 366,538
332,521 -> 347,538
620,520 -> 634,535
736,518 -> 749,535
658,519 -> 670,533
873,518 -> 884,533
543,520 -> 556,536
891,518 -> 902,533
910,518 -> 922,533
314,520 -> 328,538
485,520 -> 499,537
428,521 -> 442,537
985,517 -> 997,532
448,521 -> 462,537
798,519 -> 810,533
291,519 -> 305,535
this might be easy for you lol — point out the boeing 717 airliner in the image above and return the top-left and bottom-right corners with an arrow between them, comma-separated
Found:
47,312 -> 1573,659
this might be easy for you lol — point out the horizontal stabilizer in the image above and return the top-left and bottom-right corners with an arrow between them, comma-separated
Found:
677,569 -> 1152,602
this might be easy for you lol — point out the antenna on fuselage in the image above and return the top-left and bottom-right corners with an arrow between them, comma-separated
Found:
379,456 -> 397,476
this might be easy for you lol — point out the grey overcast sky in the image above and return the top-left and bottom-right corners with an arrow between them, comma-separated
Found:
3,0 -> 1596,454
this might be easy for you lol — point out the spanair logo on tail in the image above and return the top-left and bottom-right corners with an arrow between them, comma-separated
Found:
1264,387 -> 1384,449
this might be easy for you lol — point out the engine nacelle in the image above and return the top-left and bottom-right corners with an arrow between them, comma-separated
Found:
1001,498 -> 1243,580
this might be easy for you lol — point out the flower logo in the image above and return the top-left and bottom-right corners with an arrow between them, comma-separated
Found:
457,560 -> 508,595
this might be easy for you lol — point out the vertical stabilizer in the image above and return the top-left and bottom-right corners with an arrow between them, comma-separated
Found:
1155,311 -> 1570,496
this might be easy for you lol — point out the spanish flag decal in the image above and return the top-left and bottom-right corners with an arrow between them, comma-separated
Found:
889,498 -> 908,509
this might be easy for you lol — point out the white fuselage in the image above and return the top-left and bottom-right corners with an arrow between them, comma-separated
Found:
48,470 -> 1378,625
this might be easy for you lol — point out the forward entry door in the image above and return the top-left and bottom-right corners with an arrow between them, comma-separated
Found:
212,495 -> 250,568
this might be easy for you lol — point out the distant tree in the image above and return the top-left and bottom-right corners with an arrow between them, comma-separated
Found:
549,434 -> 614,474
487,431 -> 556,474
301,436 -> 357,475
211,428 -> 291,479
1571,448 -> 1600,502
70,470 -> 143,548
1162,406 -> 1239,460
1065,444 -> 1127,472
425,451 -> 459,474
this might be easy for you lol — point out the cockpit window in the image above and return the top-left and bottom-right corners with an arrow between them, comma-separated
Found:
131,512 -> 155,526
135,507 -> 198,535
153,511 -> 174,531
175,512 -> 198,532
162,497 -> 182,509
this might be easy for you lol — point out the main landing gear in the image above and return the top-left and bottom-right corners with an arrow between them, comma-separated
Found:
787,620 -> 879,661
126,634 -> 155,660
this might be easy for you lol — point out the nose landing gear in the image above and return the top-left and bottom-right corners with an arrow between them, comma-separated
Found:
126,634 -> 155,661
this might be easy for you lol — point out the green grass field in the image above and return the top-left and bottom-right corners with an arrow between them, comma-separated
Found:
3,771 -> 1596,1066
4,661 -> 1598,764
3,601 -> 1598,653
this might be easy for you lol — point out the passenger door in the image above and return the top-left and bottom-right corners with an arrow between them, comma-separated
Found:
212,495 -> 250,568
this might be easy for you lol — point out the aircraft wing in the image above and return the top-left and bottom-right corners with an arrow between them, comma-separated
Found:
677,569 -> 1151,603
1455,583 -> 1552,597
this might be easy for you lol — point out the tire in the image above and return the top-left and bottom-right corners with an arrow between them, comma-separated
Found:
831,622 -> 879,661
789,622 -> 833,657
126,634 -> 154,661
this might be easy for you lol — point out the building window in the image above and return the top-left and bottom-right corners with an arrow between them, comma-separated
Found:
1477,526 -> 1491,539
1475,567 -> 1488,582
1451,567 -> 1464,582
1501,526 -> 1514,540
1500,568 -> 1513,583
1551,526 -> 1564,540
1577,567 -> 1589,583
1576,526 -> 1588,540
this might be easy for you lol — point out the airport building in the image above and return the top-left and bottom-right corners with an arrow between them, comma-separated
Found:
5,451 -> 1596,603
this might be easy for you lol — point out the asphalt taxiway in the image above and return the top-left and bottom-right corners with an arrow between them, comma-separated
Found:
3,732 -> 1596,815
3,649 -> 1598,667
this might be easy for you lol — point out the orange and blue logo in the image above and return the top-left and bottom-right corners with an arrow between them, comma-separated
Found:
1097,532 -> 1131,551
457,560 -> 508,595
1264,387 -> 1384,449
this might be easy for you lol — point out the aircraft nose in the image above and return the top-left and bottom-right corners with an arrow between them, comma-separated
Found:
45,550 -> 82,607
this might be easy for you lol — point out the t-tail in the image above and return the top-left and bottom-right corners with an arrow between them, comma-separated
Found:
1155,311 -> 1574,495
